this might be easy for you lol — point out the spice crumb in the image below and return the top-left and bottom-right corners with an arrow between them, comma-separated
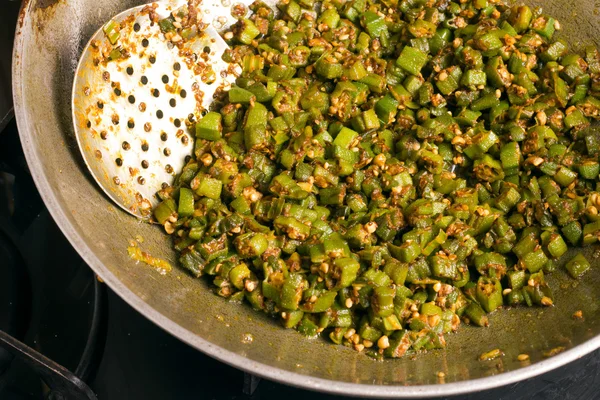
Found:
479,348 -> 504,361
543,346 -> 566,358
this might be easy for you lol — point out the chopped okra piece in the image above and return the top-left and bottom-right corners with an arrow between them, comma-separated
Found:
565,253 -> 591,279
396,46 -> 428,76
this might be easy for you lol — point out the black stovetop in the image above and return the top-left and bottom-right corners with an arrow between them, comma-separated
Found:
2,3 -> 600,400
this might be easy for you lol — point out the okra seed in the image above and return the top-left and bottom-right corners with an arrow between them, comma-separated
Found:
377,336 -> 390,350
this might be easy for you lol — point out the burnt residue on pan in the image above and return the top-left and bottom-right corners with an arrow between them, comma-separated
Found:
32,0 -> 63,33
36,0 -> 61,9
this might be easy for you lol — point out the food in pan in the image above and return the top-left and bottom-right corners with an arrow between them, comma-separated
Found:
150,0 -> 600,358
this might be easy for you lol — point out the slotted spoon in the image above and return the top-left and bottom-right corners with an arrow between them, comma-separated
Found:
72,0 -> 251,218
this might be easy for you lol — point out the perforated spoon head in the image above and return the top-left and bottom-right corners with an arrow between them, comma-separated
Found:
72,1 -> 244,218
